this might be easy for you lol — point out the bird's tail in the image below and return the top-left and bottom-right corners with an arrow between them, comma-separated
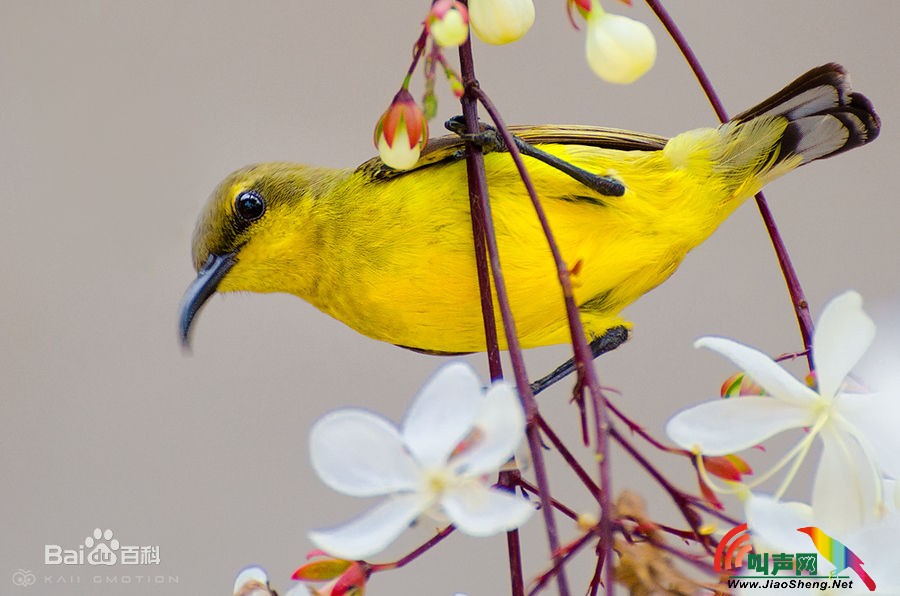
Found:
732,63 -> 880,168
669,63 -> 880,201
850,559 -> 877,592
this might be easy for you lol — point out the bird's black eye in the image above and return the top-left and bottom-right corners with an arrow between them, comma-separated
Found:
234,190 -> 266,222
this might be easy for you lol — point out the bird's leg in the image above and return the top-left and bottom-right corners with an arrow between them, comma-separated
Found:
445,116 -> 625,197
529,326 -> 629,395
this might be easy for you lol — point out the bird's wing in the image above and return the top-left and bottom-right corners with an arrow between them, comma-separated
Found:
356,125 -> 669,181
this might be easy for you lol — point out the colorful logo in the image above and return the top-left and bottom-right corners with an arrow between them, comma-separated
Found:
713,523 -> 876,592
796,526 -> 876,591
714,523 -> 752,571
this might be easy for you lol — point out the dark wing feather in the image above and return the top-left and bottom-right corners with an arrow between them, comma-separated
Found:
356,125 -> 669,182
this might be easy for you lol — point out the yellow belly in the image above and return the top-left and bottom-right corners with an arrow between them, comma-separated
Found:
305,146 -> 720,353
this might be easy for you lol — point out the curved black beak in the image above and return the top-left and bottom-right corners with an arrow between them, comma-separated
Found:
179,252 -> 237,349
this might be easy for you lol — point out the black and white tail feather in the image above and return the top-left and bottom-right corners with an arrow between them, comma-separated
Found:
733,62 -> 880,166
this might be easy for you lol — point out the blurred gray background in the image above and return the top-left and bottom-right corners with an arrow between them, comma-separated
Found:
3,1 -> 898,594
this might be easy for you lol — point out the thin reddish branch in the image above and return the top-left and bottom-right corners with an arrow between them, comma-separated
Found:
535,414 -> 602,501
402,28 -> 429,88
369,525 -> 455,573
499,470 -> 526,596
603,392 -> 682,454
515,477 -> 580,521
610,427 -> 724,555
470,86 -> 616,594
628,529 -> 719,575
644,0 -> 814,370
528,531 -> 597,596
457,35 -> 567,596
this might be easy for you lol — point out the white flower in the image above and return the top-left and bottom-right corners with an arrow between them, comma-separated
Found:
744,494 -> 900,594
308,363 -> 535,560
468,0 -> 535,45
233,566 -> 273,596
585,2 -> 656,84
666,291 -> 900,535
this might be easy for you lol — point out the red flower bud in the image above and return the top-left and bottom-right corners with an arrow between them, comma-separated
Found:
373,89 -> 428,171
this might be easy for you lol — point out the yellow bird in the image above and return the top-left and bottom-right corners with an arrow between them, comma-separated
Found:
180,64 -> 878,354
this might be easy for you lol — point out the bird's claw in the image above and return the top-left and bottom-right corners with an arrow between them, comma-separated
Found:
445,116 -> 507,154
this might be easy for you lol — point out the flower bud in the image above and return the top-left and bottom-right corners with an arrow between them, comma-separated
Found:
233,566 -> 275,596
446,71 -> 464,98
720,372 -> 766,398
292,553 -> 368,596
373,89 -> 428,171
569,0 -> 591,19
584,2 -> 656,84
427,0 -> 469,48
703,454 -> 752,482
468,0 -> 535,45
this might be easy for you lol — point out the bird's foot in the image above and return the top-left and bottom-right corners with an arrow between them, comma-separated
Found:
444,116 -> 625,197
529,326 -> 629,396
445,115 -> 508,153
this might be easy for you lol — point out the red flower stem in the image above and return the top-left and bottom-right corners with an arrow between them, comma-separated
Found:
602,393 -> 682,454
515,477 -> 580,521
588,544 -> 605,596
644,0 -> 814,369
654,522 -> 708,541
455,61 -> 501,379
641,535 -> 717,575
535,414 -> 602,501
506,529 -> 525,596
499,470 -> 526,596
610,426 -> 733,553
402,28 -> 429,90
471,86 -> 615,593
528,531 -> 597,596
457,34 -> 565,596
369,525 -> 455,573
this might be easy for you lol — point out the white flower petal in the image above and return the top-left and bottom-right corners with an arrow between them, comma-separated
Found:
666,396 -> 814,455
837,392 -> 900,479
844,514 -> 900,591
310,410 -> 419,497
308,493 -> 427,560
745,494 -> 814,554
468,0 -> 535,45
283,584 -> 314,596
696,337 -> 819,406
813,291 -> 875,399
233,565 -> 270,596
402,363 -> 482,468
377,126 -> 421,171
585,12 -> 656,85
441,484 -> 535,536
450,381 -> 525,477
812,426 -> 871,535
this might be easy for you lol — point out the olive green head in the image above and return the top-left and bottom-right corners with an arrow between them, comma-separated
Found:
180,163 -> 339,347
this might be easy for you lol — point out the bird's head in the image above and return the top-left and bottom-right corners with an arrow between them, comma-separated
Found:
179,163 -> 336,347
796,527 -> 814,537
